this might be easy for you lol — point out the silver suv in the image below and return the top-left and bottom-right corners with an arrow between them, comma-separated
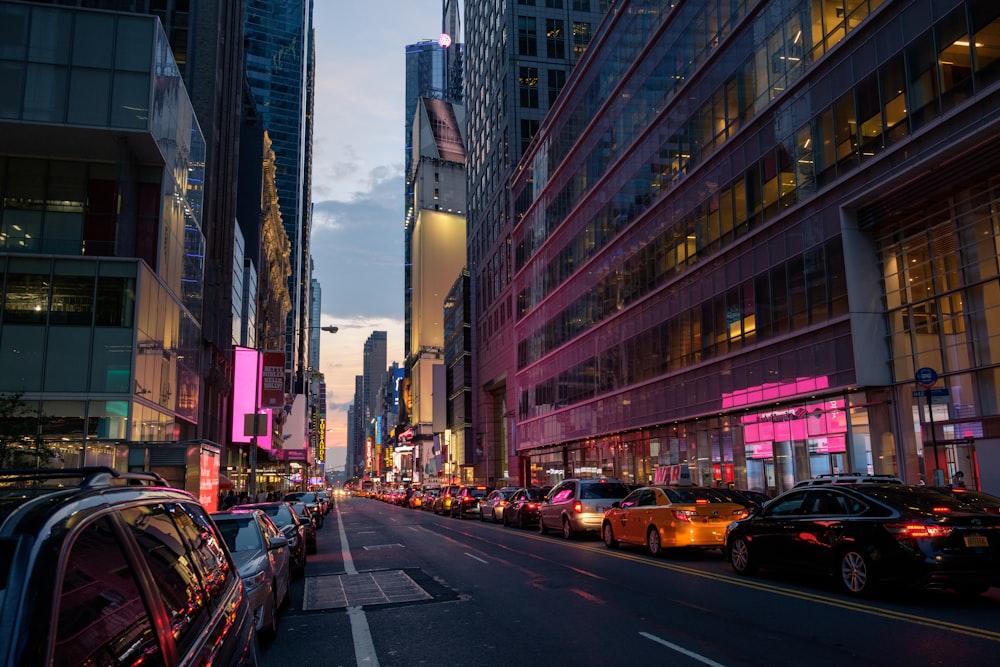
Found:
537,477 -> 630,539
0,467 -> 257,665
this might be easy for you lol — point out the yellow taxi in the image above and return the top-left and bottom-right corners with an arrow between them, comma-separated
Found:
601,486 -> 749,555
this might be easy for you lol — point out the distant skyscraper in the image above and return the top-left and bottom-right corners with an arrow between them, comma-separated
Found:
309,275 -> 321,371
465,0 -> 610,484
244,0 -> 313,380
404,5 -> 463,357
363,331 -> 388,424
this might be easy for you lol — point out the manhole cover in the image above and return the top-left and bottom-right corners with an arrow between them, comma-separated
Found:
303,570 -> 432,610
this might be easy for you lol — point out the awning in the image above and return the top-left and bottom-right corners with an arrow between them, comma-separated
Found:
219,473 -> 235,490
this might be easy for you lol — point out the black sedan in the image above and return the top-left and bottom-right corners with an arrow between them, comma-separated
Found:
236,501 -> 312,573
724,484 -> 1000,596
502,487 -> 548,529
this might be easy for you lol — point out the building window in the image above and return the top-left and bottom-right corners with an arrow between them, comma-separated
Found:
572,22 -> 591,60
519,66 -> 539,108
548,69 -> 567,106
521,118 -> 540,155
546,19 -> 565,59
518,16 -> 538,56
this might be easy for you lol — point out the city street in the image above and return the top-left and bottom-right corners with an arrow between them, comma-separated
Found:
261,496 -> 1000,666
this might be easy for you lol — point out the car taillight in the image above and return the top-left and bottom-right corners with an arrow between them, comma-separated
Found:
572,501 -> 583,513
526,503 -> 537,509
887,523 -> 954,538
731,509 -> 749,520
672,509 -> 697,522
465,497 -> 476,503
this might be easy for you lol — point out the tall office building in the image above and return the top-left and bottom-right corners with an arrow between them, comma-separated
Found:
508,0 -> 1000,494
363,331 -> 388,425
405,1 -> 464,360
347,374 -> 364,476
244,0 -> 314,384
0,3 -> 206,470
465,0 -> 610,485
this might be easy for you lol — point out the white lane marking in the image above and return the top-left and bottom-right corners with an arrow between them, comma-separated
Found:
464,552 -> 488,564
639,632 -> 728,667
337,505 -> 380,666
348,605 -> 380,666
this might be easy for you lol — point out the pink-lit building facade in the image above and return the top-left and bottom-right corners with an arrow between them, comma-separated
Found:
510,0 -> 1000,495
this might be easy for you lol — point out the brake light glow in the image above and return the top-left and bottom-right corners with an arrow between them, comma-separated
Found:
887,523 -> 954,538
572,501 -> 583,513
672,509 -> 697,522
695,499 -> 709,505
526,503 -> 537,509
732,509 -> 749,519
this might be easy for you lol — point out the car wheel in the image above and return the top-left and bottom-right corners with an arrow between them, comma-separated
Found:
728,535 -> 755,574
480,510 -> 486,521
538,515 -> 547,534
561,517 -> 574,540
839,548 -> 874,596
647,527 -> 662,556
503,512 -> 510,527
602,522 -> 618,548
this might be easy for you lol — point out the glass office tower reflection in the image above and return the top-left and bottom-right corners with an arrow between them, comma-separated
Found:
511,0 -> 1000,495
0,3 -> 205,466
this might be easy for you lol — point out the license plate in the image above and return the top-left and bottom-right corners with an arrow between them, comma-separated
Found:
964,535 -> 989,548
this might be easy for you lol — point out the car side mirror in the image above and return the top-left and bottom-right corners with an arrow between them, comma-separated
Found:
269,535 -> 289,550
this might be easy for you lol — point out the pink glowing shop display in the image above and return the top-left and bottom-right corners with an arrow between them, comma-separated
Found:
722,377 -> 848,459
231,346 -> 274,449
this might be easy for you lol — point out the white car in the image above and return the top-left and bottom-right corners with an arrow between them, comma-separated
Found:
537,477 -> 630,539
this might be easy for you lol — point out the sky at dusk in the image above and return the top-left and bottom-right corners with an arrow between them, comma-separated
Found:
310,2 -> 449,472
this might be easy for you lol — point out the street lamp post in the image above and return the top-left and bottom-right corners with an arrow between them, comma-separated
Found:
246,324 -> 337,498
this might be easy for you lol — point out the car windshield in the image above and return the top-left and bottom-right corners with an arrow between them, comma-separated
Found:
215,517 -> 262,552
263,505 -> 294,526
470,489 -> 489,498
581,482 -> 629,499
527,488 -> 546,500
860,485 -> 972,512
664,488 -> 732,504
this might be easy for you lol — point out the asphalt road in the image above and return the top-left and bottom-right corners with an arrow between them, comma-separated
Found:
260,495 -> 1000,666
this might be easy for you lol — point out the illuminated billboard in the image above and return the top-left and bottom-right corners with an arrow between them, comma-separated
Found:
231,347 -> 273,447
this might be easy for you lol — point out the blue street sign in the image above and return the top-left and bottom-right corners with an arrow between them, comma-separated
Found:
915,367 -> 938,387
912,388 -> 949,398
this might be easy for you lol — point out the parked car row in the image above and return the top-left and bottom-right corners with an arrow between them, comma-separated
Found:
0,468 -> 258,666
364,475 -> 1000,598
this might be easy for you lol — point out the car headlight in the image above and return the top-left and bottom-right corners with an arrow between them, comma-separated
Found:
243,570 -> 266,592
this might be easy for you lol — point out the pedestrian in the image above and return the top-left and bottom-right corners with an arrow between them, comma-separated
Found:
222,489 -> 236,509
952,471 -> 966,488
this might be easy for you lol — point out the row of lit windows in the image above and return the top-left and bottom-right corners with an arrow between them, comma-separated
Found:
518,235 -> 846,375
515,0 -> 869,272
515,1 -> 1000,327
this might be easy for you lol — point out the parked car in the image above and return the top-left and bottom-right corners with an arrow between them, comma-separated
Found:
0,467 -> 256,666
452,485 -> 492,518
538,477 -> 630,539
287,500 -> 319,550
421,487 -> 440,511
502,487 -> 549,529
480,487 -> 520,522
434,484 -> 461,515
602,486 -> 749,555
212,508 -> 291,638
930,486 -> 1000,515
284,492 -> 324,527
713,487 -> 771,510
724,484 -> 1000,596
316,490 -> 331,514
236,501 -> 312,572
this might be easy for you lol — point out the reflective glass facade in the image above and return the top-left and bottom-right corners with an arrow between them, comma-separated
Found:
0,3 -> 205,466
511,0 -> 1000,494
